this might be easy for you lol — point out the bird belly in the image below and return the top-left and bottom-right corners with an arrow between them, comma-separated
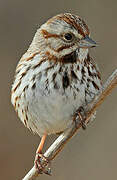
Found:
26,85 -> 86,136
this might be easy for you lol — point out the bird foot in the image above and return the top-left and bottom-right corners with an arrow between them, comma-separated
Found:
34,153 -> 51,175
74,106 -> 87,130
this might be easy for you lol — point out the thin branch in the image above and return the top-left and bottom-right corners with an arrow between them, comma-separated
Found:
22,69 -> 117,180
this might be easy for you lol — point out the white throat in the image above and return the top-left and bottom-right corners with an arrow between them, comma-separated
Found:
78,48 -> 89,61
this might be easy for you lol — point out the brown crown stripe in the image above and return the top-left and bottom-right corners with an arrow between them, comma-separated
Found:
47,14 -> 89,37
56,15 -> 85,37
62,15 -> 85,37
41,29 -> 60,39
64,14 -> 89,36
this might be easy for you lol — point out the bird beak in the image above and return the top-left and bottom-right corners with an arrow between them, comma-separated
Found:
79,35 -> 97,48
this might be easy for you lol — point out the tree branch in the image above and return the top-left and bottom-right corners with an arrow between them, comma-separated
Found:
22,69 -> 117,180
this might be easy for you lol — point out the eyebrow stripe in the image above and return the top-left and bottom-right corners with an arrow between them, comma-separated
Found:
41,29 -> 60,38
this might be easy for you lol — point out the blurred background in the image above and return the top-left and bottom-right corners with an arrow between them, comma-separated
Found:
0,0 -> 117,179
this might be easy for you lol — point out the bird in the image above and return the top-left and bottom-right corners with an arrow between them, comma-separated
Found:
11,13 -> 102,173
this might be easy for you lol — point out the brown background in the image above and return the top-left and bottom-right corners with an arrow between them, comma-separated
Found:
0,0 -> 117,179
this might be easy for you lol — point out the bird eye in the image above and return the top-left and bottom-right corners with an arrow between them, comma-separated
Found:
64,33 -> 74,41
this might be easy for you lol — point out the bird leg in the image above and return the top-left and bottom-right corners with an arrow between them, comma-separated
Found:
73,106 -> 87,130
34,134 -> 51,175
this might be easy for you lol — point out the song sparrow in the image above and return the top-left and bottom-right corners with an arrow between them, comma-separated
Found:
11,13 -> 102,173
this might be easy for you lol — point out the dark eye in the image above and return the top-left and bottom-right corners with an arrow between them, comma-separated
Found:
64,33 -> 74,41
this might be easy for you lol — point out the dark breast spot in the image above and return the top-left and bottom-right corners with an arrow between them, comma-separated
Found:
25,114 -> 28,121
62,51 -> 77,63
77,65 -> 80,70
54,82 -> 59,89
92,81 -> 99,90
62,72 -> 70,89
32,74 -> 36,81
52,73 -> 57,81
87,78 -> 90,82
71,70 -> 78,79
80,79 -> 84,84
32,83 -> 36,90
23,85 -> 28,94
81,67 -> 85,76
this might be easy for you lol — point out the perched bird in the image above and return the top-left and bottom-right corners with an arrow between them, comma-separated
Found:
11,13 -> 102,172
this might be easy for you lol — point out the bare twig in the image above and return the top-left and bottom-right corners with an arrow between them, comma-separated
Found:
22,69 -> 117,180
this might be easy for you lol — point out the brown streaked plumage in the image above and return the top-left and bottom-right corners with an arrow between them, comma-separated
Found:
11,13 -> 102,174
47,13 -> 89,37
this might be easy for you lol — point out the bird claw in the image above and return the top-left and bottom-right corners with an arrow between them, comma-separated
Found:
74,106 -> 87,130
34,153 -> 52,175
